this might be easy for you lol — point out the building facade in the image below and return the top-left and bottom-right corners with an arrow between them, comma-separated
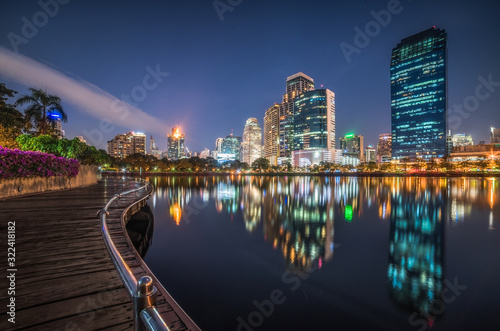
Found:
107,131 -> 146,158
241,118 -> 262,166
167,127 -> 185,160
391,27 -> 447,160
365,146 -> 376,163
340,134 -> 364,162
291,89 -> 335,167
491,127 -> 500,144
263,104 -> 280,165
452,133 -> 473,147
280,72 -> 315,159
218,134 -> 242,164
377,133 -> 392,163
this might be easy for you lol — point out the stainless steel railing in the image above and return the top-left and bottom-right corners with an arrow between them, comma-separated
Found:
98,178 -> 170,331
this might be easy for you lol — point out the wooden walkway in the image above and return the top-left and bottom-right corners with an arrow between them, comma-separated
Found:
0,177 -> 199,331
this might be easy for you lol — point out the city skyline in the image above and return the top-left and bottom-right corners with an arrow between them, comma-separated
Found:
1,0 -> 499,152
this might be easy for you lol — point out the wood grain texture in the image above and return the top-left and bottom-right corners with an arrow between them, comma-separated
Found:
0,177 -> 199,331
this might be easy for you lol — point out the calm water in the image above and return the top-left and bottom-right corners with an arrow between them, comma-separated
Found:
141,176 -> 500,331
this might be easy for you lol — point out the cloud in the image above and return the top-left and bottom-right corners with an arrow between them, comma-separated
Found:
0,46 -> 167,138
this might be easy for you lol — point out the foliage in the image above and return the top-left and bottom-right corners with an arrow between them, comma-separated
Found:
251,157 -> 270,171
0,146 -> 79,179
15,134 -> 109,166
15,88 -> 66,136
0,83 -> 24,147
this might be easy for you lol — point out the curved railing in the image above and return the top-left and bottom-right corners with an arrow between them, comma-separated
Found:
98,179 -> 170,331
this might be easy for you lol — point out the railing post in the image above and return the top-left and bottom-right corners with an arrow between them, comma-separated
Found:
134,276 -> 158,331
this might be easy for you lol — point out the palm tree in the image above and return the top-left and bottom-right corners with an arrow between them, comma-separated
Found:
15,88 -> 66,135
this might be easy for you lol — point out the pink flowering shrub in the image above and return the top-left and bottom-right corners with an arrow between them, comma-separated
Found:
0,146 -> 79,179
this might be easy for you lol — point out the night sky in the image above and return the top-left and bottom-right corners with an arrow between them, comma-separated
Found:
1,0 -> 499,152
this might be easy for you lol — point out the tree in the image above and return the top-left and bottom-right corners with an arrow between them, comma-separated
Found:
251,157 -> 270,171
366,161 -> 378,172
0,83 -> 24,148
15,88 -> 66,135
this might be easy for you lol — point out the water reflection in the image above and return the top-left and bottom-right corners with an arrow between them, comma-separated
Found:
388,178 -> 445,321
147,176 -> 498,271
126,204 -> 155,258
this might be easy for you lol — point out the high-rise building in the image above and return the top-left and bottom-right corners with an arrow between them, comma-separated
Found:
452,133 -> 473,147
241,118 -> 262,166
280,72 -> 315,159
292,89 -> 336,167
199,148 -> 210,159
263,104 -> 280,165
377,133 -> 392,163
218,133 -> 242,164
491,127 -> 500,144
340,134 -> 364,162
391,27 -> 447,160
167,127 -> 185,160
107,131 -> 146,158
150,135 -> 163,159
365,146 -> 376,163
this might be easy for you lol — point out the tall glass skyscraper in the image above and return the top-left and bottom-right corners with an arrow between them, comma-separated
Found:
391,27 -> 447,160
280,73 -> 315,159
292,89 -> 335,167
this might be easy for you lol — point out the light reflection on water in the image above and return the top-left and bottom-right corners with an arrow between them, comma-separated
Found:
143,176 -> 499,331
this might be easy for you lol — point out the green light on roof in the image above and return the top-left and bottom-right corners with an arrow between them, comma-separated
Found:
345,134 -> 355,138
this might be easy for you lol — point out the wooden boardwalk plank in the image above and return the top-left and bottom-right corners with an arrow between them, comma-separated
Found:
0,177 -> 199,331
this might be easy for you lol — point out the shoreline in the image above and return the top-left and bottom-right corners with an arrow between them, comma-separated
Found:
102,171 -> 500,178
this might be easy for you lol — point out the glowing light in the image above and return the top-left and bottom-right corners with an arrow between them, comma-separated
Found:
170,203 -> 182,225
345,205 -> 353,222
173,127 -> 182,139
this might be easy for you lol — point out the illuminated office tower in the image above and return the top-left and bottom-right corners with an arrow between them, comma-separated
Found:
218,133 -> 242,164
292,89 -> 336,167
167,127 -> 185,160
491,127 -> 500,144
391,27 -> 447,160
263,104 -> 280,165
377,133 -> 392,163
340,134 -> 364,162
364,146 -> 376,163
241,118 -> 262,166
280,72 -> 315,159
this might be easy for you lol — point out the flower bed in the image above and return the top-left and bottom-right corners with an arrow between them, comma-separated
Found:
0,146 -> 79,179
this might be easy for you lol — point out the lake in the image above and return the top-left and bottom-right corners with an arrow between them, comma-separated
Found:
140,176 -> 500,331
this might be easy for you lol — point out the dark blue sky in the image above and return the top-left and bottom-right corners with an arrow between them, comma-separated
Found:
1,0 -> 499,151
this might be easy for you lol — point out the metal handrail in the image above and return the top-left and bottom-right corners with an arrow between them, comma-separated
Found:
98,179 -> 170,331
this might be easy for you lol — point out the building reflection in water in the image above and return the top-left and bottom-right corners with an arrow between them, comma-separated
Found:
263,177 -> 335,271
388,178 -> 445,322
147,175 -> 496,277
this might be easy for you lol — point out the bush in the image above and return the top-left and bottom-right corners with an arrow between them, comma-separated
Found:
16,134 -> 110,166
0,146 -> 79,179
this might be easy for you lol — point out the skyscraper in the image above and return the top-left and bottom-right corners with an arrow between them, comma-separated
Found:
280,72 -> 315,159
391,27 -> 447,160
340,134 -> 364,162
292,89 -> 336,167
491,127 -> 500,144
263,104 -> 280,165
377,133 -> 392,163
218,133 -> 242,164
107,131 -> 146,158
167,127 -> 185,160
241,118 -> 262,166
